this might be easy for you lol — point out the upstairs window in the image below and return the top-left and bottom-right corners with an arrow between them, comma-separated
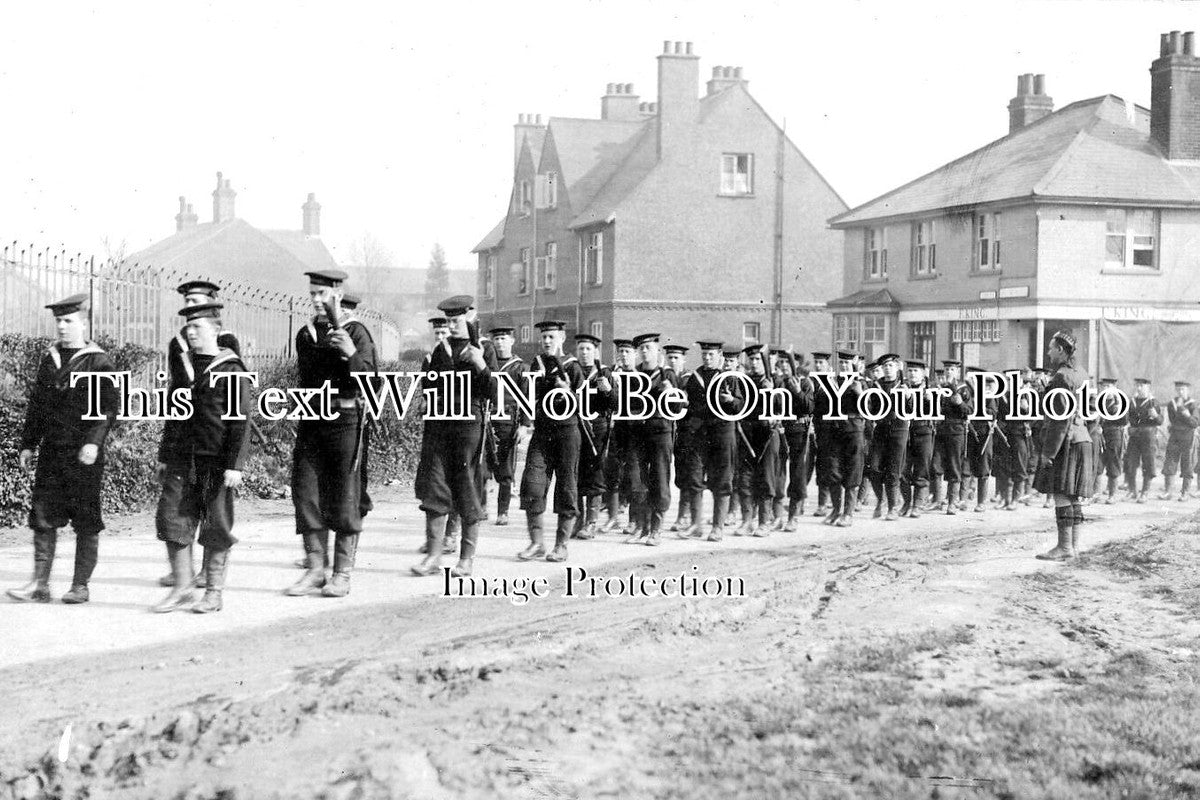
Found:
720,154 -> 754,195
518,180 -> 533,214
589,320 -> 603,339
584,231 -> 604,285
516,247 -> 531,295
864,227 -> 888,280
537,242 -> 557,291
911,220 -> 937,276
742,321 -> 761,346
483,254 -> 496,298
544,172 -> 558,209
975,212 -> 1001,271
1105,209 -> 1158,269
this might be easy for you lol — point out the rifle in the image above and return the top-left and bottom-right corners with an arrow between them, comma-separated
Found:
321,298 -> 342,330
735,422 -> 757,460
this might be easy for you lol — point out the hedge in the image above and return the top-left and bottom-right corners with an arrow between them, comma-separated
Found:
0,334 -> 423,529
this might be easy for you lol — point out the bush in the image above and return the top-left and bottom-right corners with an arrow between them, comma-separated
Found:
0,339 -> 426,528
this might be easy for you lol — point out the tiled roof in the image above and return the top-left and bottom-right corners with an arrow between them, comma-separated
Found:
830,95 -> 1200,227
827,288 -> 900,308
545,116 -> 648,219
471,217 -> 506,253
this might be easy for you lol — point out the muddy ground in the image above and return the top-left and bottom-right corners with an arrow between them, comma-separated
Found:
1,494 -> 1200,800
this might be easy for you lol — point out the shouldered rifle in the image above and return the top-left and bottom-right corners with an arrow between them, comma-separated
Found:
321,298 -> 342,330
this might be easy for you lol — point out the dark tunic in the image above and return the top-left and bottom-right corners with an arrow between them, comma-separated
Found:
629,364 -> 681,514
1033,363 -> 1094,497
1125,395 -> 1161,482
680,365 -> 742,496
291,317 -> 377,535
155,349 -> 252,548
577,362 -> 616,497
22,343 -> 118,534
520,353 -> 585,516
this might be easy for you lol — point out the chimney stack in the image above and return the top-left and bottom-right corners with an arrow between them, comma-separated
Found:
212,171 -> 236,223
1151,30 -> 1200,160
657,40 -> 701,161
639,101 -> 658,117
302,193 -> 321,236
601,82 -> 641,121
175,196 -> 198,232
706,65 -> 748,96
1007,73 -> 1054,133
513,113 -> 547,169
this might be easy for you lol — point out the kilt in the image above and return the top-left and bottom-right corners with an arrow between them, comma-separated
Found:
1033,438 -> 1093,498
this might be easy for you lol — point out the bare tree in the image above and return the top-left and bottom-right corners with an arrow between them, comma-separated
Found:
344,232 -> 396,302
425,243 -> 450,302
101,236 -> 128,267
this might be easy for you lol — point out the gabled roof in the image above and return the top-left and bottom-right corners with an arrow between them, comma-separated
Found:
472,217 -> 506,253
125,218 -> 338,291
830,95 -> 1200,227
568,121 -> 658,229
544,116 -> 648,216
827,288 -> 900,309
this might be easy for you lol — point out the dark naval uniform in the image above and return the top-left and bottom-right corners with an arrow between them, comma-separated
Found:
780,370 -> 815,526
287,275 -> 377,597
935,375 -> 970,514
8,295 -> 118,605
735,363 -> 781,536
630,356 -> 681,544
519,346 -> 585,560
901,369 -> 934,517
1162,388 -> 1198,499
153,305 -> 251,613
490,350 -> 527,524
819,355 -> 866,527
867,363 -> 910,520
1097,383 -> 1127,502
574,356 -> 616,539
965,377 -> 998,511
1124,387 -> 1160,500
996,391 -> 1033,508
678,348 -> 743,540
341,312 -> 377,518
606,359 -> 642,533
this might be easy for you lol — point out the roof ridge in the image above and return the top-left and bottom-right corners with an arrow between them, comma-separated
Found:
1032,126 -> 1092,196
830,96 -> 1111,226
571,123 -> 659,226
140,220 -> 234,268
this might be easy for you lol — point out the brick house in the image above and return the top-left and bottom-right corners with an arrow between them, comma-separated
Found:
472,41 -> 847,361
828,31 -> 1200,395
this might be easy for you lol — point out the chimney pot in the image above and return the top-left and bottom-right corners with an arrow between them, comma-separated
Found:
627,82 -> 634,93
1151,30 -> 1200,158
535,114 -> 542,124
663,40 -> 670,54
712,66 -> 721,77
1170,30 -> 1181,53
1161,33 -> 1171,57
178,196 -> 186,212
734,66 -> 743,79
1186,32 -> 1195,56
607,82 -> 615,94
1033,74 -> 1046,95
685,42 -> 693,54
674,41 -> 682,54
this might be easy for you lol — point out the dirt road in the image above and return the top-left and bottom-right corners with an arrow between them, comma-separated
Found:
2,488 -> 1199,799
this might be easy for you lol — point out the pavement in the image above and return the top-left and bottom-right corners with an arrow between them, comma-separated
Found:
0,484 -> 1195,671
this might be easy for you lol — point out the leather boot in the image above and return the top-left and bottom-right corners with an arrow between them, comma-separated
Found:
771,497 -> 785,531
835,486 -> 855,527
1105,476 -> 1117,504
945,481 -> 959,515
285,532 -> 329,595
884,485 -> 900,521
8,528 -> 56,603
734,495 -> 754,535
577,496 -> 600,539
602,492 -> 620,532
632,504 -> 651,541
910,487 -> 926,518
517,512 -> 545,560
496,482 -> 511,525
1159,475 -> 1175,500
708,494 -> 729,541
856,482 -> 870,512
823,485 -> 842,526
974,476 -> 990,512
753,499 -> 771,537
62,533 -> 99,604
195,546 -> 211,589
1139,475 -> 1152,503
414,514 -> 447,575
684,492 -> 705,538
1180,477 -> 1192,501
323,533 -> 359,596
645,509 -> 664,546
192,547 -> 228,613
783,499 -> 800,532
443,514 -> 460,555
671,491 -> 689,531
899,484 -> 912,517
813,485 -> 830,517
547,516 -> 571,560
452,521 -> 479,577
1037,506 -> 1075,561
152,541 -> 195,612
871,477 -> 885,519
928,478 -> 943,509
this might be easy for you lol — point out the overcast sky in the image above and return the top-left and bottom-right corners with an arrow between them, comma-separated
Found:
0,0 -> 1192,272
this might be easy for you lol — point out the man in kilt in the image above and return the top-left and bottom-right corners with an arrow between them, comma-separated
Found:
1034,331 -> 1094,561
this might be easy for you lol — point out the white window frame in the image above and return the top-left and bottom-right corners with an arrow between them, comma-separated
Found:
519,324 -> 531,344
1105,208 -> 1159,270
950,320 -> 1001,343
584,231 -> 604,286
911,220 -> 936,276
975,212 -> 1001,272
720,153 -> 754,196
545,171 -> 558,209
865,227 -> 888,280
742,321 -> 761,346
536,242 -> 557,291
483,254 -> 496,298
589,320 -> 603,339
834,314 -> 858,353
517,247 -> 531,296
519,180 -> 532,214
862,314 -> 887,358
